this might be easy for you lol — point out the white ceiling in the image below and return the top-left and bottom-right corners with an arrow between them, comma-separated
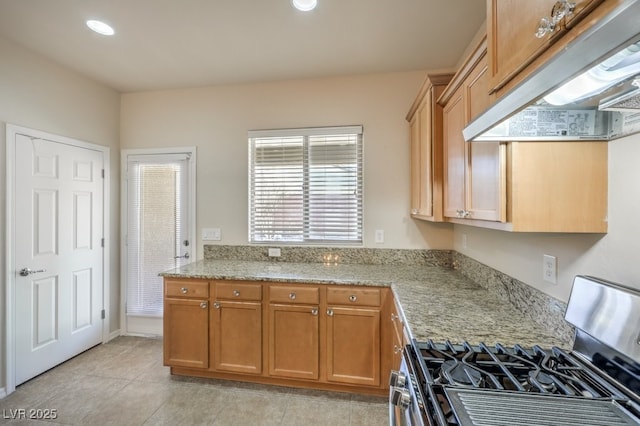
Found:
0,0 -> 486,93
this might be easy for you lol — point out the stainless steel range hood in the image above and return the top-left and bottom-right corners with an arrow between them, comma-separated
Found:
464,0 -> 640,142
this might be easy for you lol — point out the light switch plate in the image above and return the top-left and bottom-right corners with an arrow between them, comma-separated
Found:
202,228 -> 221,241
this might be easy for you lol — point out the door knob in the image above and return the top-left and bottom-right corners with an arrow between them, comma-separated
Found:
174,252 -> 190,259
19,268 -> 46,276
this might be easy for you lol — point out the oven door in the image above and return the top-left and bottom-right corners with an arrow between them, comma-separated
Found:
389,347 -> 428,426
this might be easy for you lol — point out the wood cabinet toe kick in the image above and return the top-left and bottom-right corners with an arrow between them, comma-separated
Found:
163,278 -> 394,396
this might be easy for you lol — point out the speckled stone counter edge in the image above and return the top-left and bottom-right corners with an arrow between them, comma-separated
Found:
203,245 -> 573,344
453,252 -> 575,345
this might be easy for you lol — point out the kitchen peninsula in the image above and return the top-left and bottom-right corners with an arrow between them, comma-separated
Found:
160,246 -> 569,396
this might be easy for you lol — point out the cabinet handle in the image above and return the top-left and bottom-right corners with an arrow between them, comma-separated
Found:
349,294 -> 357,302
200,301 -> 208,309
311,308 -> 318,316
233,290 -> 240,297
327,309 -> 334,317
289,292 -> 296,300
213,302 -> 220,309
535,0 -> 575,39
181,287 -> 188,294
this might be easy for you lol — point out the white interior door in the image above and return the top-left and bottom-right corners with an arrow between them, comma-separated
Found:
13,133 -> 104,385
123,150 -> 196,336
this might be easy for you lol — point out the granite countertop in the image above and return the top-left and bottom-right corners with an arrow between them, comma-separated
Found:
161,259 -> 569,349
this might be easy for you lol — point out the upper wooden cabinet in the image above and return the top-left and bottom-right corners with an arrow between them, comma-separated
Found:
440,37 -> 506,223
488,0 -> 605,94
406,73 -> 453,221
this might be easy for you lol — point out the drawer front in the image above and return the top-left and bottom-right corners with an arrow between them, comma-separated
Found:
215,281 -> 262,301
269,285 -> 319,304
327,287 -> 381,307
165,279 -> 209,298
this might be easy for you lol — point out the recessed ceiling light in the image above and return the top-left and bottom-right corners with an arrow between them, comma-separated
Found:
292,0 -> 317,12
86,20 -> 115,36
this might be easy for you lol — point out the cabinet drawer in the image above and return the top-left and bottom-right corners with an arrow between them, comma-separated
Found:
215,281 -> 262,301
165,280 -> 209,298
327,287 -> 381,307
269,285 -> 319,304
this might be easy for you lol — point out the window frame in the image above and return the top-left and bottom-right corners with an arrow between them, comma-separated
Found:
248,126 -> 363,246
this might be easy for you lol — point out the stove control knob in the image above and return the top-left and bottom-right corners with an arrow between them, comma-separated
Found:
390,387 -> 411,408
389,370 -> 407,388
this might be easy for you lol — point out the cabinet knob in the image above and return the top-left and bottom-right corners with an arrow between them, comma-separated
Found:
349,295 -> 357,302
311,308 -> 318,316
213,302 -> 220,309
394,345 -> 402,354
233,290 -> 240,297
327,309 -> 334,317
200,301 -> 208,309
289,292 -> 296,300
181,287 -> 188,294
535,16 -> 556,38
535,1 -> 575,39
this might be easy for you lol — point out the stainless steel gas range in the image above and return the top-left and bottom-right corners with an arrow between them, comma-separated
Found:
390,275 -> 640,425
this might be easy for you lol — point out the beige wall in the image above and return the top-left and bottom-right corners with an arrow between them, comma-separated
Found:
0,36 -> 120,390
453,134 -> 640,301
120,73 -> 455,253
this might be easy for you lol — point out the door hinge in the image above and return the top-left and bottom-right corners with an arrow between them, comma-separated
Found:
101,169 -> 105,178
101,238 -> 105,247
101,309 -> 106,320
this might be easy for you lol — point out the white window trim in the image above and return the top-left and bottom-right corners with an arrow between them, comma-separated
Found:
248,125 -> 364,246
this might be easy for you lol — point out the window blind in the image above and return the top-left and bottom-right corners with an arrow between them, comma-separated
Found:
249,126 -> 363,244
126,154 -> 189,316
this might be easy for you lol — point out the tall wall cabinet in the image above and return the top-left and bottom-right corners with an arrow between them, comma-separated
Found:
406,73 -> 453,221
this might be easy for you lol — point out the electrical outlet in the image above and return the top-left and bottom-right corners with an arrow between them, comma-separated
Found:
268,247 -> 281,257
202,228 -> 221,241
375,229 -> 384,244
543,254 -> 557,284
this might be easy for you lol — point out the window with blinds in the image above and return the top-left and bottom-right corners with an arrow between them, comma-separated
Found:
249,126 -> 363,244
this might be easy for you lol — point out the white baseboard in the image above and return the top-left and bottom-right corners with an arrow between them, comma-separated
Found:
108,329 -> 121,342
0,387 -> 7,399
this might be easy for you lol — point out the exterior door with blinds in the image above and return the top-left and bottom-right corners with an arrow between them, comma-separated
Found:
123,150 -> 195,335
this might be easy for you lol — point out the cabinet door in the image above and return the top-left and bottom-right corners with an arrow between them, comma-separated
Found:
443,86 -> 466,219
391,309 -> 404,371
410,98 -> 435,218
465,55 -> 506,222
488,0 -> 604,93
211,300 -> 262,374
326,307 -> 381,386
268,304 -> 319,380
488,0 -> 559,93
163,298 -> 209,369
409,107 -> 422,216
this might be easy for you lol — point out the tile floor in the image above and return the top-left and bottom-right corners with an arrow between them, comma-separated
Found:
0,336 -> 388,425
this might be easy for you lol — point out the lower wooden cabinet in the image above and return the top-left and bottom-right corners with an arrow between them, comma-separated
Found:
326,306 -> 380,386
163,295 -> 209,369
211,300 -> 262,374
268,303 -> 319,380
163,278 -> 393,395
211,281 -> 263,374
